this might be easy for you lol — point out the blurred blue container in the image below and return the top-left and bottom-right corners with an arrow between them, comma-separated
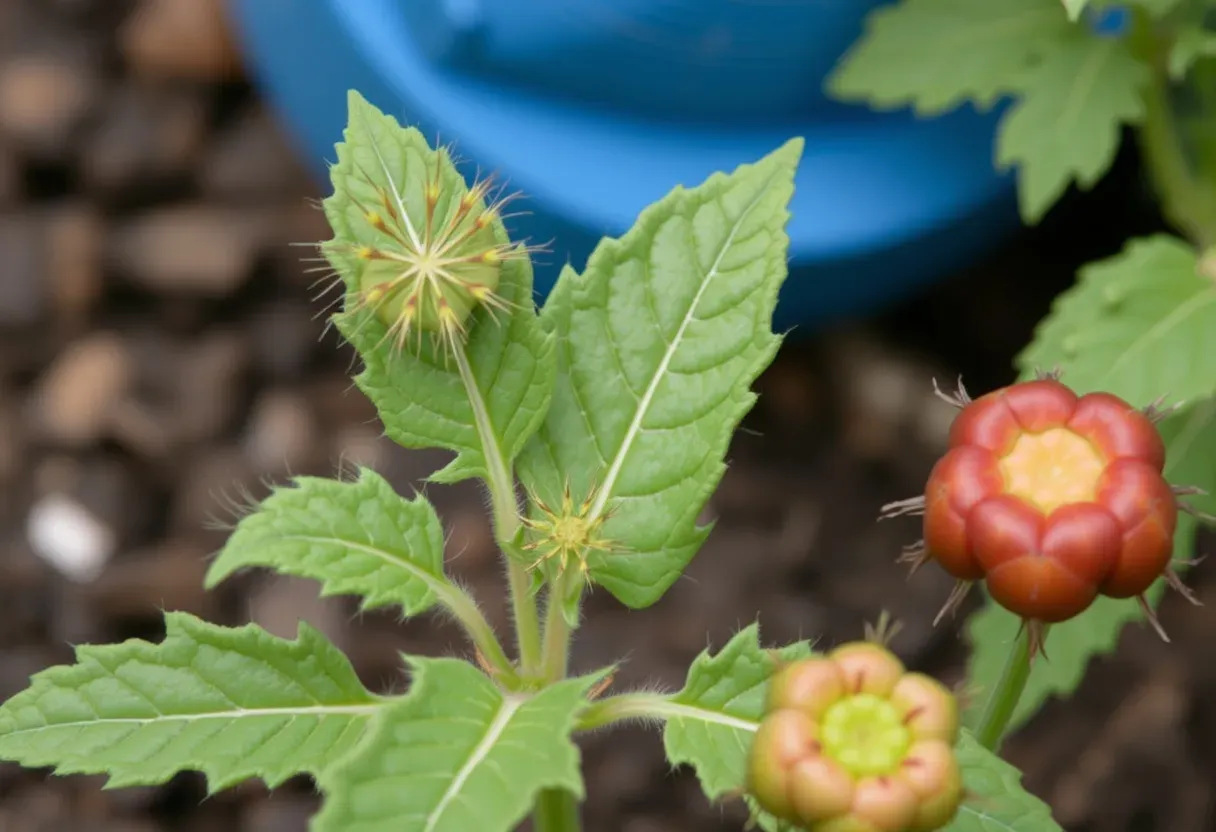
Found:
227,0 -> 1020,332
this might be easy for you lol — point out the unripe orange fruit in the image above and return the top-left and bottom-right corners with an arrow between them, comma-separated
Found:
747,642 -> 963,832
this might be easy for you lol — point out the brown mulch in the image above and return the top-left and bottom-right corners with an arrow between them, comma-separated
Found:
0,2 -> 1213,830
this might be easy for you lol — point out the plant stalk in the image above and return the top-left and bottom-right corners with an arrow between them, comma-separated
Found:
450,343 -> 543,676
506,557 -> 543,675
532,788 -> 581,832
972,624 -> 1037,752
1132,8 -> 1216,248
541,572 -> 580,682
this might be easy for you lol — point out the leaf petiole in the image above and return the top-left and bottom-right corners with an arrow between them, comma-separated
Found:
575,692 -> 672,732
450,340 -> 544,676
434,581 -> 518,687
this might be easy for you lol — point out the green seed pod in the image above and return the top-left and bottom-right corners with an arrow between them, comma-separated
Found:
325,124 -> 537,357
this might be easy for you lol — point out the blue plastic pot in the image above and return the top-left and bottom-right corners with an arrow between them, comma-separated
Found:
227,0 -> 1020,333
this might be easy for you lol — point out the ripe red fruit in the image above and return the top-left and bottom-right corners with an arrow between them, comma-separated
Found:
882,372 -> 1205,655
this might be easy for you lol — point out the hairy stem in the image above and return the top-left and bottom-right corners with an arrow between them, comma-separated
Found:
506,557 -> 543,675
576,692 -> 670,732
532,788 -> 581,832
541,572 -> 580,682
436,584 -> 517,685
451,343 -> 542,675
1133,9 -> 1216,247
972,624 -> 1036,751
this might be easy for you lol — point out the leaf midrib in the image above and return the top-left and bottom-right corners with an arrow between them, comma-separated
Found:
1,703 -> 381,739
423,694 -> 524,832
1097,286 -> 1216,392
656,700 -> 758,733
1054,40 -> 1118,143
585,173 -> 779,522
274,534 -> 443,594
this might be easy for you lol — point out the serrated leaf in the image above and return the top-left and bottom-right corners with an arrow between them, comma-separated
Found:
205,467 -> 451,616
943,730 -> 1061,831
965,400 -> 1216,732
1169,24 -> 1216,80
1062,0 -> 1089,21
660,625 -> 810,801
827,0 -> 1071,116
1016,235 -> 1216,406
0,612 -> 381,792
1131,0 -> 1186,16
314,657 -> 598,832
996,33 -> 1148,222
324,90 -> 555,485
516,140 -> 801,608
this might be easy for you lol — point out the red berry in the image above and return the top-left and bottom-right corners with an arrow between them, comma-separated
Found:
884,374 -> 1202,652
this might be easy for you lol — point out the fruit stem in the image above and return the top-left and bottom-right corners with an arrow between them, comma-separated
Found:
450,342 -> 543,676
972,623 -> 1037,752
532,788 -> 582,832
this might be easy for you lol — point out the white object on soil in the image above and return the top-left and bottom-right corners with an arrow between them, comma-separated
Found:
26,493 -> 116,583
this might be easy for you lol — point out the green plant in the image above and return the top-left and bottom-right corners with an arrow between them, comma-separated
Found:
828,0 -> 1216,773
0,89 -> 1076,831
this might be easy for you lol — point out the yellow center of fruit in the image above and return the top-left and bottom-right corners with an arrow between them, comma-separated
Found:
820,694 -> 911,777
999,427 -> 1104,514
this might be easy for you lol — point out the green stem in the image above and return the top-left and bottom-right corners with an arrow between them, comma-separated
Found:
575,692 -> 669,732
530,577 -> 584,830
541,572 -> 580,682
450,343 -> 542,676
436,584 -> 517,685
972,624 -> 1037,752
506,558 -> 543,675
1132,9 -> 1216,247
531,788 -> 581,832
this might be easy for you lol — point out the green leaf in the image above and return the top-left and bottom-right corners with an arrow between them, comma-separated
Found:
324,90 -> 555,484
964,400 -> 1216,732
1130,0 -> 1186,16
661,625 -> 810,801
827,0 -> 1071,116
205,467 -> 449,616
996,33 -> 1149,223
314,657 -> 598,832
1062,0 -> 1089,20
1169,24 -> 1216,80
1016,235 -> 1216,406
943,730 -> 1061,831
0,612 -> 381,791
516,140 -> 801,608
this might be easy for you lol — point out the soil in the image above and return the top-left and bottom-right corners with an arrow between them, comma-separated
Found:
0,2 -> 1214,832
